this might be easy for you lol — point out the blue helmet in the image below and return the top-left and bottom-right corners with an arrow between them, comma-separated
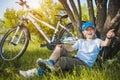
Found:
82,22 -> 95,31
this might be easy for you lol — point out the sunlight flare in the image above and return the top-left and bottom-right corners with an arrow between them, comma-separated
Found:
27,0 -> 40,9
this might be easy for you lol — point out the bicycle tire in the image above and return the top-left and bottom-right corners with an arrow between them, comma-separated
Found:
58,23 -> 77,45
0,26 -> 30,61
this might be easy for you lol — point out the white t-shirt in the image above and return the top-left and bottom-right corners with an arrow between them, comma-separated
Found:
73,38 -> 102,67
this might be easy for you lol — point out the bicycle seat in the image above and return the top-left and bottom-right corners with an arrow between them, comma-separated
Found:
55,14 -> 68,19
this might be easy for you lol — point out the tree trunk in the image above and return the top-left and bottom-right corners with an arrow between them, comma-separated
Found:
95,0 -> 107,37
102,0 -> 120,38
101,0 -> 120,59
102,9 -> 120,60
77,0 -> 83,38
59,0 -> 75,24
87,0 -> 95,24
95,0 -> 120,61
59,0 -> 83,38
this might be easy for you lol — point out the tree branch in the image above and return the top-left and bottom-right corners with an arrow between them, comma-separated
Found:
109,9 -> 120,29
87,0 -> 95,24
59,0 -> 76,23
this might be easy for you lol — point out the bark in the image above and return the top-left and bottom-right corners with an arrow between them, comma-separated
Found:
95,0 -> 107,36
59,0 -> 76,24
95,0 -> 120,60
102,0 -> 120,38
59,0 -> 83,38
77,0 -> 82,29
69,0 -> 83,38
102,9 -> 120,60
87,0 -> 95,24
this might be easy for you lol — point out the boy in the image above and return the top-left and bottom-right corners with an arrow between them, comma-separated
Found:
19,22 -> 115,78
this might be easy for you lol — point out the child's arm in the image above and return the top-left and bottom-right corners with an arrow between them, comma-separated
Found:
101,29 -> 115,47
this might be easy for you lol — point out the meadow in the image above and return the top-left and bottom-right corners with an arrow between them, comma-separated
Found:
0,41 -> 120,80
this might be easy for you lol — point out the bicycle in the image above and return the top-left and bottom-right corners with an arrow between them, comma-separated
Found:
0,0 -> 78,61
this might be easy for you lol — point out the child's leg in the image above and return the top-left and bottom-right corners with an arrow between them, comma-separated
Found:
49,45 -> 61,61
49,45 -> 72,62
54,57 -> 86,71
36,45 -> 72,71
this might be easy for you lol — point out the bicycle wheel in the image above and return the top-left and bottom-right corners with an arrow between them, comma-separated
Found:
58,23 -> 77,45
0,27 -> 30,61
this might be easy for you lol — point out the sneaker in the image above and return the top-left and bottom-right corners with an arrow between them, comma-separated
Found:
37,68 -> 45,76
19,68 -> 38,78
36,58 -> 55,71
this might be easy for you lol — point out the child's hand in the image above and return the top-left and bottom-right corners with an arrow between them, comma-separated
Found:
106,29 -> 115,39
56,44 -> 64,48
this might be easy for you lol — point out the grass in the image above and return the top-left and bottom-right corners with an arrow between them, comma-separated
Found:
0,41 -> 120,80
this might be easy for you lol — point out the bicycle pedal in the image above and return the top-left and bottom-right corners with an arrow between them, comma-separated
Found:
10,42 -> 17,46
40,44 -> 46,47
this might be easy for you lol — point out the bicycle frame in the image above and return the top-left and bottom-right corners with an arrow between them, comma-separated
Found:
11,10 -> 71,45
27,13 -> 66,43
10,0 -> 75,46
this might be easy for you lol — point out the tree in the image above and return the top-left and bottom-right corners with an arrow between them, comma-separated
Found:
0,9 -> 22,34
87,0 -> 95,24
4,9 -> 20,28
0,20 -> 5,35
59,0 -> 120,61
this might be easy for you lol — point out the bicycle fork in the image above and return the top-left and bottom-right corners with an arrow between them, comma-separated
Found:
10,26 -> 24,46
59,24 -> 76,40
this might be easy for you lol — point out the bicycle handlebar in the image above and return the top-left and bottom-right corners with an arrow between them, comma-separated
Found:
16,0 -> 42,17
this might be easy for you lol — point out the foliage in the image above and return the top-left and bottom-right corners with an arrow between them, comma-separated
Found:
0,9 -> 24,35
81,4 -> 89,21
4,9 -> 20,28
31,0 -> 63,42
0,20 -> 5,34
81,4 -> 97,21
0,42 -> 120,80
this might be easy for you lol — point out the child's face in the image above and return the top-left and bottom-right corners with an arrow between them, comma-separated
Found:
82,26 -> 96,40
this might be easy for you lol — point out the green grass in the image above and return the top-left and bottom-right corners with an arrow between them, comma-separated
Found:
0,41 -> 120,80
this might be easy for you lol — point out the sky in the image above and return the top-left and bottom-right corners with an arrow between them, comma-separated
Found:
0,0 -> 41,19
0,0 -> 89,19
